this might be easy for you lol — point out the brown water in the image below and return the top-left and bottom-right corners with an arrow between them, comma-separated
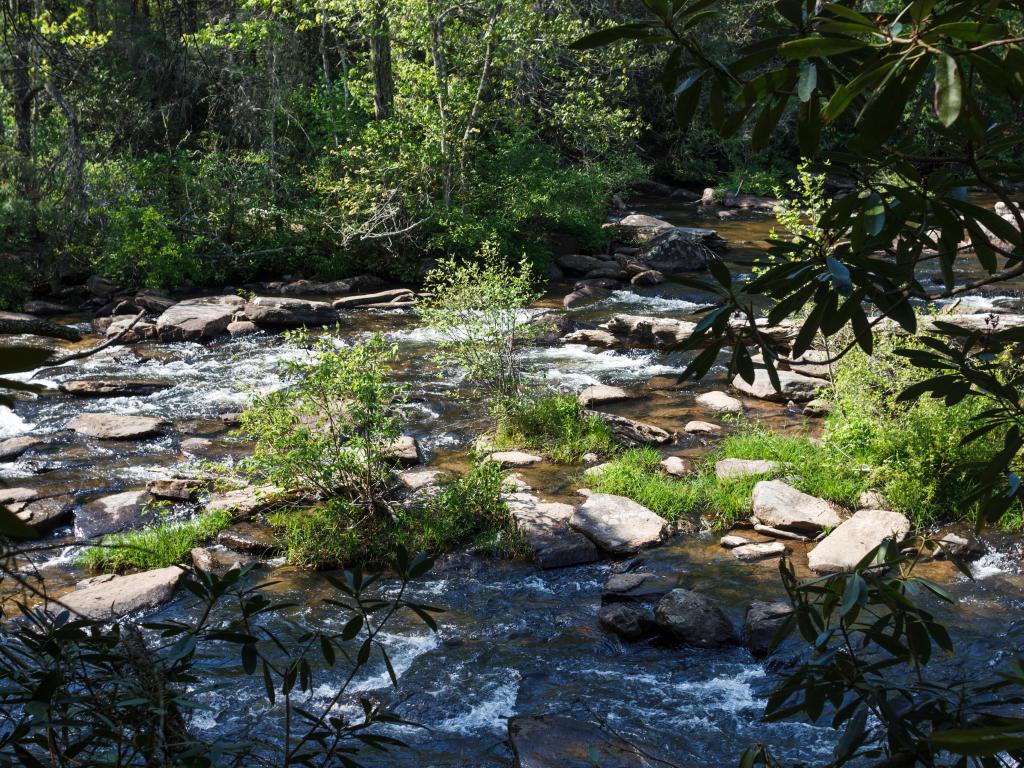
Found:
1,201 -> 1022,766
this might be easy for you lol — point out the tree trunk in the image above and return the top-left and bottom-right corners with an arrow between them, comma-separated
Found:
370,0 -> 393,120
426,0 -> 451,203
7,0 -> 37,234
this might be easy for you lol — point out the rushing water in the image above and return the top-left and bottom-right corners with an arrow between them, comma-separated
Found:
2,203 -> 1023,765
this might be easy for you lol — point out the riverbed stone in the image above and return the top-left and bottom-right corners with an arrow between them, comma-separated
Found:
386,435 -> 420,466
577,384 -> 633,407
103,315 -> 157,343
604,314 -> 696,348
54,566 -> 184,620
398,467 -> 445,493
732,541 -> 788,562
244,296 -> 336,326
744,600 -> 793,658
598,603 -> 653,641
560,328 -> 620,347
803,398 -> 832,417
601,571 -> 677,603
556,253 -> 618,274
659,456 -> 693,477
935,530 -> 986,561
76,490 -> 153,538
180,437 -> 213,454
857,489 -> 888,510
217,522 -> 281,556
147,478 -> 202,501
654,588 -> 734,647
586,410 -> 673,446
487,451 -> 544,468
0,436 -> 42,461
204,485 -> 283,517
684,420 -> 721,434
60,379 -> 172,398
15,494 -> 74,536
24,299 -> 73,315
630,269 -> 664,286
508,715 -> 667,768
67,413 -> 166,440
731,368 -> 828,403
807,509 -> 910,573
227,319 -> 259,336
190,546 -> 250,574
720,534 -> 750,549
569,493 -> 668,554
332,289 -> 414,308
506,492 -> 599,569
155,296 -> 243,342
751,480 -> 843,535
640,227 -> 718,273
714,458 -> 778,480
696,391 -> 743,412
563,284 -> 610,309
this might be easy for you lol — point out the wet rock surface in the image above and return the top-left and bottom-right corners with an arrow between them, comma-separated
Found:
807,508 -> 910,573
76,490 -> 152,538
155,296 -> 243,342
67,413 -> 166,440
744,600 -> 793,658
654,588 -> 734,648
60,379 -> 172,398
506,492 -> 599,569
0,435 -> 42,461
508,715 -> 670,768
53,566 -> 184,620
751,480 -> 843,534
217,522 -> 281,556
569,493 -> 668,554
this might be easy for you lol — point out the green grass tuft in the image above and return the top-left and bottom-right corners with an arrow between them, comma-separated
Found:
493,393 -> 619,464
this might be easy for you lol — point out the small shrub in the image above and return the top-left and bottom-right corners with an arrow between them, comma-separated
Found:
493,393 -> 618,464
80,507 -> 233,573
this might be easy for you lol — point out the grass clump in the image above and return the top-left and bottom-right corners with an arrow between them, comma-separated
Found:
493,393 -> 618,464
80,508 -> 233,573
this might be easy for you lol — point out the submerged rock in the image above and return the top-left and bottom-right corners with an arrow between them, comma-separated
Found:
599,603 -> 653,641
67,413 -> 166,440
54,566 -> 184,620
732,541 -> 788,561
506,492 -> 599,570
60,379 -> 171,398
508,715 -> 668,768
15,494 -> 74,536
807,508 -> 910,573
751,480 -> 842,534
654,588 -> 734,647
569,493 -> 668,554
744,600 -> 793,658
76,490 -> 152,538
601,571 -> 677,603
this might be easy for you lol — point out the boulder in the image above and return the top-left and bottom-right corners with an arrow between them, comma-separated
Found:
0,435 -> 42,461
487,451 -> 544,468
803,399 -> 832,417
807,508 -> 910,573
397,467 -> 445,493
191,546 -> 250,574
227,320 -> 259,336
386,435 -> 420,466
86,275 -> 121,298
612,214 -> 674,243
54,566 -> 184,620
15,494 -> 74,536
696,391 -> 743,412
577,384 -> 633,407
67,413 -> 166,440
332,289 -> 414,308
604,314 -> 696,348
732,541 -> 788,561
60,379 -> 171,398
243,296 -> 336,326
714,458 -> 778,480
146,478 -> 202,501
630,270 -> 665,286
731,369 -> 828,403
24,300 -> 73,315
654,589 -> 734,647
751,480 -> 843,534
723,192 -> 778,211
640,227 -> 716,273
563,284 -> 611,309
659,456 -> 693,477
720,534 -> 750,549
508,715 -> 667,768
585,266 -> 627,280
506,492 -> 599,569
103,315 -> 157,343
180,437 -> 214,454
76,490 -> 152,538
155,296 -> 243,342
684,420 -> 721,435
217,522 -> 280,556
857,490 -> 888,510
935,530 -> 986,561
586,411 -> 673,446
560,328 -> 621,347
744,601 -> 793,658
583,462 -> 611,477
133,291 -> 177,314
601,571 -> 676,603
556,254 -> 619,274
569,493 -> 668,554
598,603 -> 653,641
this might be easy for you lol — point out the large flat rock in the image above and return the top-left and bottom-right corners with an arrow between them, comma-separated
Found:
243,296 -> 337,326
508,715 -> 668,768
332,289 -> 414,308
54,566 -> 184,620
601,571 -> 677,603
60,379 -> 172,398
506,492 -> 599,569
731,368 -> 828,403
76,490 -> 152,538
156,296 -> 243,342
751,480 -> 842,534
0,435 -> 42,461
569,493 -> 667,554
807,508 -> 911,573
67,413 -> 166,440
204,485 -> 283,517
14,494 -> 74,536
577,384 -> 634,407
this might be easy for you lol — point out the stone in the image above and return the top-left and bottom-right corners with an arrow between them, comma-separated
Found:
205,485 -> 282,517
654,589 -> 734,647
506,492 -> 599,569
76,490 -> 152,538
487,451 -> 544,467
640,227 -> 718,273
696,391 -> 743,412
386,435 -> 420,466
731,368 -> 828,403
227,320 -> 259,336
86,275 -> 121,297
601,572 -> 677,603
54,566 -> 184,620
243,296 -> 336,326
613,214 -> 674,243
732,541 -> 788,561
569,493 -> 668,554
155,296 -> 243,342
563,285 -> 610,309
598,603 -> 652,641
586,411 -> 673,445
723,192 -> 779,211
332,289 -> 414,308
857,490 -> 888,510
630,269 -> 664,286
807,509 -> 910,573
103,315 -> 156,343
744,601 -> 793,658
24,300 -> 72,315
720,534 -> 749,548
659,456 -> 693,477
217,522 -> 281,556
583,462 -> 611,477
0,487 -> 42,506
146,478 -> 202,500
67,413 -> 166,440
190,546 -> 250,574
560,328 -> 620,347
398,467 -> 445,492
14,494 -> 74,536
585,266 -> 627,280
714,458 -> 778,480
935,530 -> 986,561
684,420 -> 721,434
604,314 -> 695,348
508,715 -> 667,768
803,398 -> 832,417
751,480 -> 843,535
133,291 -> 176,314
577,384 -> 633,407
0,436 -> 42,461
556,253 -> 619,274
180,437 -> 213,454
60,379 -> 171,398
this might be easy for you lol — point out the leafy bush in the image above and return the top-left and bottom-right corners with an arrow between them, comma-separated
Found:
96,204 -> 206,290
79,507 -> 233,573
238,331 -> 406,512
493,393 -> 618,464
